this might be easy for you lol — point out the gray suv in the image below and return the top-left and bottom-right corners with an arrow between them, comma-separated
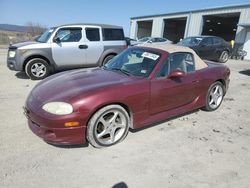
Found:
7,23 -> 127,80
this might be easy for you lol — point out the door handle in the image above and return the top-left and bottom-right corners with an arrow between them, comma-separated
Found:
78,44 -> 88,49
192,80 -> 199,83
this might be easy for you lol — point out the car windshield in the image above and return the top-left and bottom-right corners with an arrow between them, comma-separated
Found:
138,37 -> 150,42
179,37 -> 203,46
36,28 -> 55,43
104,48 -> 161,77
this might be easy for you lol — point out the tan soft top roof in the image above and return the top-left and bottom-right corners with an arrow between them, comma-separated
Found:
138,44 -> 208,70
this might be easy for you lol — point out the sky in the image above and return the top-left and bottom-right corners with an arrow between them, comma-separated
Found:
0,0 -> 249,36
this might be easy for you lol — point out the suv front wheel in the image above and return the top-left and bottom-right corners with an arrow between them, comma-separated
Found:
25,58 -> 50,80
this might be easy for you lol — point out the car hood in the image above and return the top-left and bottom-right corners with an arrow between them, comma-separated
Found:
10,41 -> 39,49
31,67 -> 141,103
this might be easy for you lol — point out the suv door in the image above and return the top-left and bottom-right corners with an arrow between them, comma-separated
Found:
51,27 -> 86,66
84,27 -> 104,65
150,52 -> 199,114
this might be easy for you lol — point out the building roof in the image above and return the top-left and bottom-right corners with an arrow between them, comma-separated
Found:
131,4 -> 250,20
138,44 -> 208,70
238,23 -> 250,28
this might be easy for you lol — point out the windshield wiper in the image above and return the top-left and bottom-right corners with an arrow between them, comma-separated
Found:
110,68 -> 131,76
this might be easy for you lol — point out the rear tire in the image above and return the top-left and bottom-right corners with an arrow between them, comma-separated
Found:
203,81 -> 225,111
102,55 -> 115,65
25,58 -> 50,80
219,51 -> 229,63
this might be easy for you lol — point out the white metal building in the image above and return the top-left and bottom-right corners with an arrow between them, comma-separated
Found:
130,4 -> 250,59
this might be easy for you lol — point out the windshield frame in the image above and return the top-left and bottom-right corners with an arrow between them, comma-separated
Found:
104,47 -> 162,78
36,27 -> 56,43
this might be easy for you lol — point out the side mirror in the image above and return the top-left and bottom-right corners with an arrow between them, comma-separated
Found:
168,70 -> 185,79
53,37 -> 61,43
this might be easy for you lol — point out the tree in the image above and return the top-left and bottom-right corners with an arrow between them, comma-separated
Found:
26,22 -> 47,37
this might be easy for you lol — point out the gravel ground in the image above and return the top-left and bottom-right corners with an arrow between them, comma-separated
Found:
0,49 -> 250,188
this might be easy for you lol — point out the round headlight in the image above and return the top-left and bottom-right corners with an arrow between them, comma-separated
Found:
42,102 -> 73,115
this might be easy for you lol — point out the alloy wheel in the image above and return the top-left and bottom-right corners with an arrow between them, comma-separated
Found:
221,51 -> 229,63
31,63 -> 47,78
208,84 -> 223,109
94,110 -> 127,145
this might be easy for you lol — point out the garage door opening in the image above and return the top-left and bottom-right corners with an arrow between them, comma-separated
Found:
163,17 -> 187,43
136,20 -> 153,39
202,13 -> 240,41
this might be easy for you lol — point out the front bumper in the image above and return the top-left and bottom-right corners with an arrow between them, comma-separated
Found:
28,119 -> 86,145
7,49 -> 23,71
24,105 -> 87,145
7,59 -> 19,71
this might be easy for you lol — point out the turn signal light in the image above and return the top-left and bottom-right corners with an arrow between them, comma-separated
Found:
64,121 -> 80,127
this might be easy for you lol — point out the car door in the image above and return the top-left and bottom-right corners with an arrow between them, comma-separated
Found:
83,27 -> 104,65
150,52 -> 199,115
198,37 -> 214,59
51,27 -> 86,66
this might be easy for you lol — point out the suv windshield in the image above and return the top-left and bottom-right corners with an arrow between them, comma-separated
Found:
104,48 -> 161,77
36,28 -> 55,43
179,37 -> 203,46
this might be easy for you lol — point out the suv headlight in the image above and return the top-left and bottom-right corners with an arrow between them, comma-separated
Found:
42,102 -> 73,115
8,50 -> 16,58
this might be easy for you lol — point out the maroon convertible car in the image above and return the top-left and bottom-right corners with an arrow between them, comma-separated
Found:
24,44 -> 230,148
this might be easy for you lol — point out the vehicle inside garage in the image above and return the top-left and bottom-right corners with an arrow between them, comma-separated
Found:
163,17 -> 187,43
136,20 -> 153,39
202,13 -> 240,41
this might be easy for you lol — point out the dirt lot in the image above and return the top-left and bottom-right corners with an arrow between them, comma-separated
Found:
0,49 -> 250,188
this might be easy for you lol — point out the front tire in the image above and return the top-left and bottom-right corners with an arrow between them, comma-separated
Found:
25,58 -> 50,80
203,81 -> 225,111
219,51 -> 229,63
87,105 -> 130,148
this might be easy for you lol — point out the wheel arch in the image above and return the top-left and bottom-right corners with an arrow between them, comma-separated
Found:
104,53 -> 117,59
216,79 -> 225,86
215,79 -> 226,95
216,48 -> 229,57
23,55 -> 52,71
98,49 -> 118,66
86,102 -> 134,130
101,53 -> 117,66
